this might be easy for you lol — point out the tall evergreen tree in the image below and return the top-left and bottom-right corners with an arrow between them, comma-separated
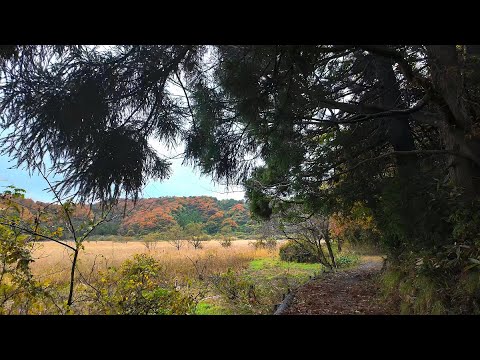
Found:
2,45 -> 480,254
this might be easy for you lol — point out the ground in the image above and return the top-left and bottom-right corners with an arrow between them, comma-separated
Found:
28,240 -> 393,315
281,256 -> 395,315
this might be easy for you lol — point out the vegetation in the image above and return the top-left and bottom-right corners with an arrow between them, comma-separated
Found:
8,235 -> 337,314
92,254 -> 197,315
2,45 -> 480,314
0,186 -> 38,313
279,241 -> 317,263
9,195 -> 254,238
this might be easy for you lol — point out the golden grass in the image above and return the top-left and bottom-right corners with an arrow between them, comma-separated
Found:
31,239 -> 273,283
358,255 -> 385,264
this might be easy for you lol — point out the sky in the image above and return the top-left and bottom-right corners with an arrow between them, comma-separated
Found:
0,46 -> 245,203
0,139 -> 245,203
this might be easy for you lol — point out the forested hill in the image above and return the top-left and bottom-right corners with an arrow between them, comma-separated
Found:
15,196 -> 253,236
104,196 -> 252,236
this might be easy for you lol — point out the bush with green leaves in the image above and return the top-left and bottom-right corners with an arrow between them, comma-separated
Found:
0,187 -> 57,314
278,241 -> 317,263
211,268 -> 257,308
0,219 -> 38,313
95,254 -> 196,315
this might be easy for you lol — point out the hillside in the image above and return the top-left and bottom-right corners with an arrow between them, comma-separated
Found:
13,195 -> 254,237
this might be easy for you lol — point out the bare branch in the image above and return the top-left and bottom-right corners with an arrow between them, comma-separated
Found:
37,166 -> 77,242
0,220 -> 76,251
174,70 -> 196,122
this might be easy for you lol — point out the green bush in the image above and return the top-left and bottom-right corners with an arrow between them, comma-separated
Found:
279,241 -> 317,263
335,253 -> 360,268
381,238 -> 480,314
211,268 -> 257,305
95,254 -> 196,315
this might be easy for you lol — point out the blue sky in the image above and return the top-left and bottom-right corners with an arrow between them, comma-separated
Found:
0,52 -> 246,203
0,140 -> 245,202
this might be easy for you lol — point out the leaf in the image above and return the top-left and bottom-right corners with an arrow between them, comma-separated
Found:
468,258 -> 480,265
464,264 -> 479,271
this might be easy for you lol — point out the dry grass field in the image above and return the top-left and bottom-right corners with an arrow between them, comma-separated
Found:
31,239 -> 275,284
8,238 -> 360,314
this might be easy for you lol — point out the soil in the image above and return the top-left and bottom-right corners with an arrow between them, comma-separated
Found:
281,257 -> 396,315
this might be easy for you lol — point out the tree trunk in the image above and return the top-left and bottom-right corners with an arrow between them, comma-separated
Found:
324,232 -> 337,269
373,56 -> 418,238
427,45 -> 480,200
67,247 -> 79,307
316,241 -> 330,270
373,56 -> 417,172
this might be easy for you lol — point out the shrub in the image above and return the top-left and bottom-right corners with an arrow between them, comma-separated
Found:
0,186 -> 53,314
211,268 -> 257,307
188,234 -> 209,250
335,253 -> 360,268
330,202 -> 381,249
95,254 -> 196,315
380,237 -> 480,314
279,241 -> 317,263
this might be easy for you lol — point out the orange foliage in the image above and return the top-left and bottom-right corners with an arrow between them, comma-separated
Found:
221,218 -> 238,228
230,203 -> 245,212
208,211 -> 225,221
329,202 -> 379,241
8,194 -> 249,236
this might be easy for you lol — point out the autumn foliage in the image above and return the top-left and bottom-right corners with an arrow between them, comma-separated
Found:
329,202 -> 381,247
11,196 -> 253,237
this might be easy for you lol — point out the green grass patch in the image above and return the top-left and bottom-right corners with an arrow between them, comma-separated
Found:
206,254 -> 366,315
335,253 -> 361,269
194,301 -> 228,315
249,257 -> 322,272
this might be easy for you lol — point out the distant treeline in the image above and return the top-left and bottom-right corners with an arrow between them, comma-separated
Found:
15,196 -> 256,237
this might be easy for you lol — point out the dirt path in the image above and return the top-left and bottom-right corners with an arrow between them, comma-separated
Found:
281,257 -> 395,315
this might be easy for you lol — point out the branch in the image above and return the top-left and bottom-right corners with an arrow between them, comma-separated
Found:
410,112 -> 444,128
0,220 -> 76,251
327,149 -> 470,181
37,166 -> 77,242
357,45 -> 431,90
174,70 -> 196,122
309,93 -> 430,125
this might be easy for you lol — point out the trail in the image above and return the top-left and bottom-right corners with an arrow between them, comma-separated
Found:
280,257 -> 394,315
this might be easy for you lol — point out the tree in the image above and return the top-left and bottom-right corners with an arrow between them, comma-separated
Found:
185,222 -> 206,249
0,46 -> 193,203
280,211 -> 337,270
0,171 -> 117,310
185,45 -> 480,258
2,45 -> 480,259
141,232 -> 160,252
165,225 -> 184,250
174,207 -> 203,229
